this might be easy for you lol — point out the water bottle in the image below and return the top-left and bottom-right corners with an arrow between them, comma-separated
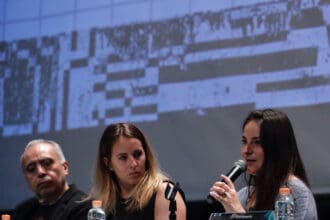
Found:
87,200 -> 106,220
275,187 -> 294,220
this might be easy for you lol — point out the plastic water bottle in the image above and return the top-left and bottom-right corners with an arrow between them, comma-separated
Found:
87,200 -> 106,220
275,187 -> 294,220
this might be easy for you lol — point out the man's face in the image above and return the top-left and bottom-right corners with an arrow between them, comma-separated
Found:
22,143 -> 68,203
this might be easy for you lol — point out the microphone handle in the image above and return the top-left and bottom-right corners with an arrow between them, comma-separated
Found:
206,166 -> 243,205
206,194 -> 217,204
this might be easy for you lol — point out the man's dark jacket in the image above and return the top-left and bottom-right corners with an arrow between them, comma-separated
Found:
13,184 -> 91,220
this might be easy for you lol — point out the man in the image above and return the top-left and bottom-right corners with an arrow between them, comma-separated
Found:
13,139 -> 91,220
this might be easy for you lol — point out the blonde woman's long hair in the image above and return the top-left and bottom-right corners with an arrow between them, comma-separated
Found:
90,123 -> 167,214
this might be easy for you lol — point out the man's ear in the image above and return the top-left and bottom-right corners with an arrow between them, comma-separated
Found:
62,161 -> 69,175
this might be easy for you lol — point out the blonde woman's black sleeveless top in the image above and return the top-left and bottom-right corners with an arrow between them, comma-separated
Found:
107,192 -> 156,220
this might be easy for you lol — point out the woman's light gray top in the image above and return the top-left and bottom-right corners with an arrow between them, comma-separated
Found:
238,178 -> 318,220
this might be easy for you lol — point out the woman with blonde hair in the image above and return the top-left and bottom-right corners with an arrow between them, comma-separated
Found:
90,122 -> 186,220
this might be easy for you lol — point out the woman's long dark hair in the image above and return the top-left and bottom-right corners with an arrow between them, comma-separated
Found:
242,109 -> 309,210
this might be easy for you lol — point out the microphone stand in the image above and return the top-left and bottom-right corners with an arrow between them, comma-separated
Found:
165,182 -> 180,220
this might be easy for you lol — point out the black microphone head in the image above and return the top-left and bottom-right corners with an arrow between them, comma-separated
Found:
234,159 -> 247,172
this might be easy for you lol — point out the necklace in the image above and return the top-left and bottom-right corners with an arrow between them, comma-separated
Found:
120,198 -> 129,205
246,187 -> 256,210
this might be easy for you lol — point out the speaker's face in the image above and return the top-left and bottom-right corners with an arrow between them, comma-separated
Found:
241,120 -> 264,176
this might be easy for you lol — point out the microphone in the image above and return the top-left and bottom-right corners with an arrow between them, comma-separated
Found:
206,159 -> 247,204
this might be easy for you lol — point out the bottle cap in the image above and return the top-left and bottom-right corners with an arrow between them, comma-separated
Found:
1,214 -> 11,220
279,187 -> 290,194
92,200 -> 102,207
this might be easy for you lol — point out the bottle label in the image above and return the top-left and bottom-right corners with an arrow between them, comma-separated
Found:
87,208 -> 106,220
275,201 -> 294,220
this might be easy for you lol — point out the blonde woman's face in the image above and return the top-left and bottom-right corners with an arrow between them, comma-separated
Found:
108,136 -> 146,195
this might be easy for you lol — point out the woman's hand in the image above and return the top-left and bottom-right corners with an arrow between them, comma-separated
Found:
209,175 -> 245,213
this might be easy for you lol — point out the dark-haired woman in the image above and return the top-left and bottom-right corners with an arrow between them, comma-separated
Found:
209,109 -> 317,220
